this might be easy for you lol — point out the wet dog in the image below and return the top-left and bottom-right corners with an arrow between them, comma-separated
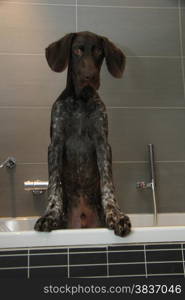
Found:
34,31 -> 131,236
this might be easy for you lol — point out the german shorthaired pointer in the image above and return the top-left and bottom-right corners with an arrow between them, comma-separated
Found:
34,31 -> 131,236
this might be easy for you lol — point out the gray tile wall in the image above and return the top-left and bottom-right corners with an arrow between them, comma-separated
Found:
0,0 -> 185,217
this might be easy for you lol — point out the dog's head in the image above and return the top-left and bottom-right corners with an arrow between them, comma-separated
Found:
45,31 -> 126,96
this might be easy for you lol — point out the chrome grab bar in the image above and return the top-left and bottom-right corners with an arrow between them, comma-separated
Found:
136,144 -> 158,226
24,180 -> 48,194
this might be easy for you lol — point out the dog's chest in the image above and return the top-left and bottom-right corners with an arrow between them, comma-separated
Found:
71,111 -> 87,136
65,102 -> 93,137
63,100 -> 97,165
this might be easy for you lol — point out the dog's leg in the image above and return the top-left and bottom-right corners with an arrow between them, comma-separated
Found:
34,102 -> 64,231
94,109 -> 131,236
34,145 -> 64,231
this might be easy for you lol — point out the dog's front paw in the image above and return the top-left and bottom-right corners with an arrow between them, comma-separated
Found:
114,214 -> 131,237
34,213 -> 62,232
106,211 -> 131,237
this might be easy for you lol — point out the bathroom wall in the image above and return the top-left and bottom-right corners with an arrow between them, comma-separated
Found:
0,0 -> 185,217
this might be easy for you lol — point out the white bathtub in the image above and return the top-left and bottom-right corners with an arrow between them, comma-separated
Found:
0,214 -> 185,248
0,213 -> 185,249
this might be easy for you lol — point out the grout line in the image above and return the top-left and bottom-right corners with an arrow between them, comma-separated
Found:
0,106 -> 51,109
107,106 -> 185,109
0,254 -> 28,257
113,160 -> 185,164
1,105 -> 185,109
145,248 -> 183,252
65,249 -> 143,254
30,252 -> 68,256
70,248 -> 182,254
75,0 -> 78,32
1,260 -> 184,271
71,274 -> 145,278
67,248 -> 70,278
109,260 -> 185,266
113,161 -> 147,164
2,106 -> 185,110
144,273 -> 185,277
77,5 -> 179,10
178,0 -> 185,101
0,53 -> 184,58
106,246 -> 109,277
73,273 -> 184,279
181,244 -> 185,277
16,162 -> 47,165
3,160 -> 185,166
0,53 -> 43,56
27,249 -> 30,279
144,245 -> 148,278
1,2 -> 180,9
126,56 -> 182,58
0,265 -> 66,270
0,266 -> 28,270
1,1 -> 76,7
0,247 -> 182,257
29,264 -> 67,269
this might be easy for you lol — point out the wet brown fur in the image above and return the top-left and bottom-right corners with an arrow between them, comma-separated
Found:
34,31 -> 131,236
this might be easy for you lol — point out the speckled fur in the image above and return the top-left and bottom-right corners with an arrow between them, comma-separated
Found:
34,31 -> 131,236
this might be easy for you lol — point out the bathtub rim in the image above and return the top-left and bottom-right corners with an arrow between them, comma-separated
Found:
0,226 -> 185,249
0,214 -> 185,249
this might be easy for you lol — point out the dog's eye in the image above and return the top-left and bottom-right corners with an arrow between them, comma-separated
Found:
93,48 -> 102,56
74,46 -> 84,56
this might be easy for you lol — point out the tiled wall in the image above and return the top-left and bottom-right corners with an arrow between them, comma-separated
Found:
1,243 -> 185,278
0,0 -> 185,217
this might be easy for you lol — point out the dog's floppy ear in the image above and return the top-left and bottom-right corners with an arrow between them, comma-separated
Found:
102,37 -> 126,78
45,33 -> 76,72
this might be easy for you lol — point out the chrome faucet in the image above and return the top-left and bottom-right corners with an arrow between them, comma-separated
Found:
136,144 -> 157,226
0,157 -> 16,169
24,180 -> 48,194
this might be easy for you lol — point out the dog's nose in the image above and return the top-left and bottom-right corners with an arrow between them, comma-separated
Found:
84,74 -> 92,81
84,70 -> 97,81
